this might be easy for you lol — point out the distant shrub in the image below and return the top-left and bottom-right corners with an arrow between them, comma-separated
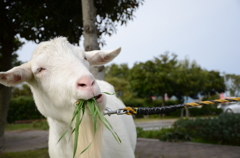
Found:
137,127 -> 160,138
7,96 -> 44,123
123,98 -> 146,108
123,98 -> 179,108
173,113 -> 240,145
136,127 -> 191,142
167,106 -> 222,117
137,113 -> 240,146
32,120 -> 49,130
123,98 -> 222,117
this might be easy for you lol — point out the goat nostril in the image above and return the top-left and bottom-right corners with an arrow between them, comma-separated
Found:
78,83 -> 86,87
91,81 -> 95,86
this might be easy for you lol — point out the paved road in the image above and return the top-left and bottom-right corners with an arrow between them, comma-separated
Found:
135,119 -> 176,130
2,120 -> 240,158
135,138 -> 240,158
3,130 -> 48,152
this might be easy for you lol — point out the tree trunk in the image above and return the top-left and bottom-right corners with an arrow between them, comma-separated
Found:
0,86 -> 11,151
81,0 -> 104,80
0,38 -> 14,152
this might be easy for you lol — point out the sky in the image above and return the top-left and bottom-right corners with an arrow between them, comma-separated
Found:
16,0 -> 240,75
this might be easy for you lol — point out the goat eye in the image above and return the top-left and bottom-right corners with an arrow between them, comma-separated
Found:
36,67 -> 46,73
84,57 -> 87,60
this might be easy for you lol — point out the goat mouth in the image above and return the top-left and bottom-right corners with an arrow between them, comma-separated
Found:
94,94 -> 102,100
94,94 -> 103,103
76,94 -> 103,104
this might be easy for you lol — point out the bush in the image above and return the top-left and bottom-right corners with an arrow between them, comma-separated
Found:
166,106 -> 222,117
137,127 -> 159,138
123,98 -> 146,108
123,98 -> 222,117
32,120 -> 49,130
123,98 -> 179,108
137,114 -> 240,146
7,96 -> 44,123
136,127 -> 191,142
159,128 -> 192,142
173,113 -> 240,145
147,99 -> 179,107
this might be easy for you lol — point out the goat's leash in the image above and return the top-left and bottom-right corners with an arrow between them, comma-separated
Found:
103,97 -> 240,116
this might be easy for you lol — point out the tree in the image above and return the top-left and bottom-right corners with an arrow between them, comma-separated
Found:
105,63 -> 129,79
105,63 -> 131,99
129,52 -> 179,107
130,61 -> 156,99
201,70 -> 225,99
153,52 -> 179,107
12,84 -> 32,98
82,0 -> 104,79
0,0 -> 143,150
174,59 -> 207,117
0,35 -> 23,149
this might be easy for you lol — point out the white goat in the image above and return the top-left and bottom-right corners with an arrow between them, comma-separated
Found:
0,37 -> 136,158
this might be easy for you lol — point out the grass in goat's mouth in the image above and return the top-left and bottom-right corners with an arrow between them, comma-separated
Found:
58,96 -> 121,158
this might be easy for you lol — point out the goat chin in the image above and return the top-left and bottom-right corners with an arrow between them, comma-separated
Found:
76,110 -> 103,158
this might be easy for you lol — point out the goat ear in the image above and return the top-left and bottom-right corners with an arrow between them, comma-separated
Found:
0,63 -> 32,87
86,47 -> 121,66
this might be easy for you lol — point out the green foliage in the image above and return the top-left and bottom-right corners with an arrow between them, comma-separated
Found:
136,127 -> 163,139
173,113 -> 240,145
2,0 -> 143,45
7,96 -> 44,123
105,64 -> 132,99
123,98 -> 221,117
31,120 -> 49,130
201,71 -> 225,99
105,63 -> 129,79
5,120 -> 49,131
202,94 -> 220,101
105,53 -> 227,108
5,123 -> 33,131
123,98 -> 146,108
129,52 -> 179,103
151,99 -> 179,107
123,98 -> 179,108
159,128 -> 192,142
12,84 -> 32,98
106,77 -> 132,99
174,59 -> 208,100
137,114 -> 240,146
168,106 -> 222,117
137,127 -> 191,142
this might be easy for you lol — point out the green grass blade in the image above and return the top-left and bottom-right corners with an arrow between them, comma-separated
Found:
57,128 -> 69,143
102,92 -> 115,95
59,94 -> 121,157
79,142 -> 92,155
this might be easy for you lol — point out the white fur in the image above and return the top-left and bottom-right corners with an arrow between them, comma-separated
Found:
0,37 -> 136,158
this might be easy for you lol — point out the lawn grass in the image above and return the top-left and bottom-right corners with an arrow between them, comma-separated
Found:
191,138 -> 220,145
5,124 -> 33,131
0,148 -> 49,158
5,120 -> 49,131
